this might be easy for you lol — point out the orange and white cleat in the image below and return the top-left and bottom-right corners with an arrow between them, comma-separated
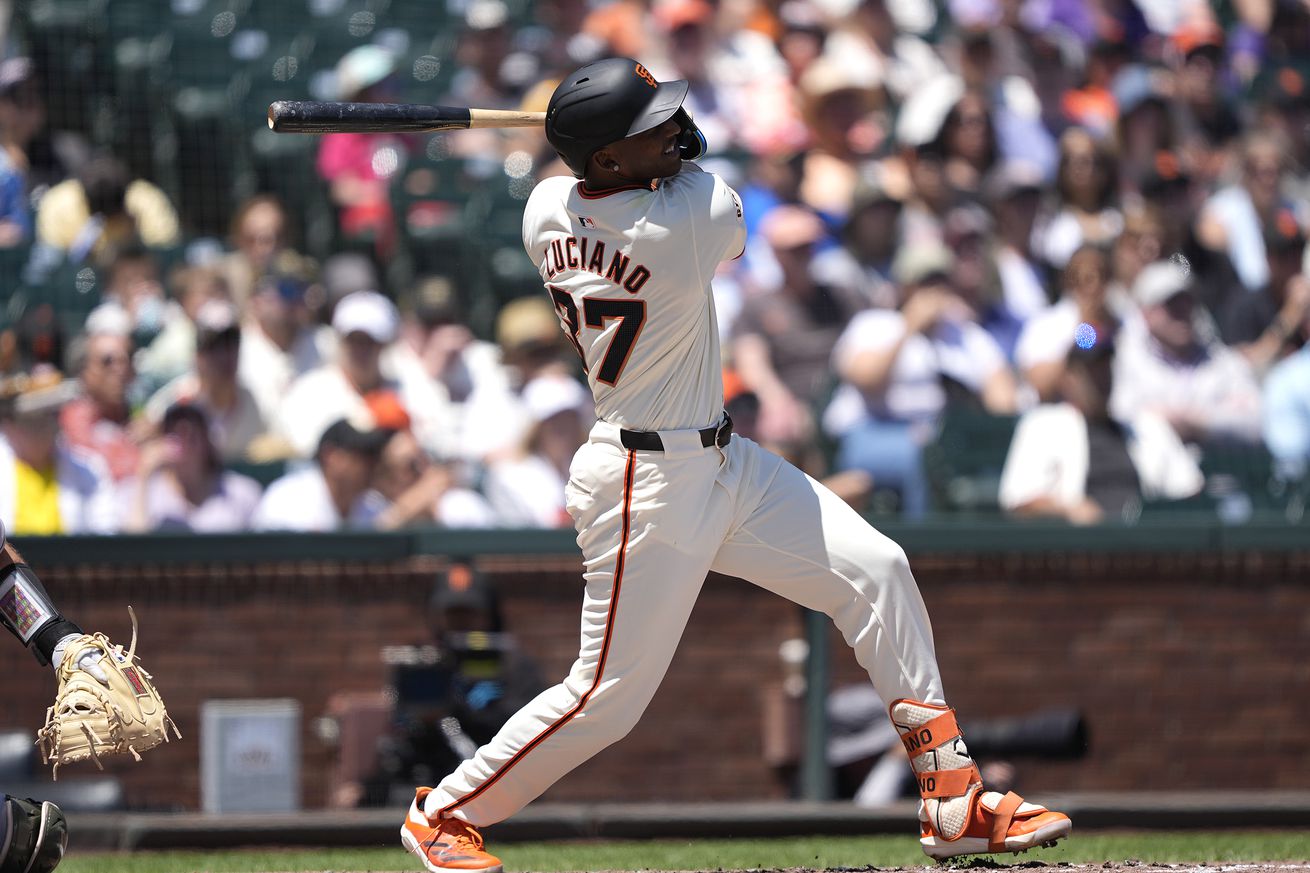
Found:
401,788 -> 504,873
890,699 -> 1072,860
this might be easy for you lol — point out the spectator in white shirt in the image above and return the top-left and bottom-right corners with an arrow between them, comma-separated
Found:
252,418 -> 390,531
1111,260 -> 1263,445
823,241 -> 1017,517
124,403 -> 262,532
1016,244 -> 1138,403
145,299 -> 269,462
483,374 -> 594,528
373,428 -> 497,530
277,290 -> 453,458
238,272 -> 334,425
1000,340 -> 1203,525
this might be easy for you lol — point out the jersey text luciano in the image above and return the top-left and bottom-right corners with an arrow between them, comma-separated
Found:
541,235 -> 651,293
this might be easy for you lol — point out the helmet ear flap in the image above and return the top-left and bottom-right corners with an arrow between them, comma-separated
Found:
673,108 -> 707,161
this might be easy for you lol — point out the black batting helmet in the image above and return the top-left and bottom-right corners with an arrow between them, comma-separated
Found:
545,57 -> 689,177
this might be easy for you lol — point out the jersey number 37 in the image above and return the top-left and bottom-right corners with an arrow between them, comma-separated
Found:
549,286 -> 647,386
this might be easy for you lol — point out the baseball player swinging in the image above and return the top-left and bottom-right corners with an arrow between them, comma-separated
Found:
402,58 -> 1072,871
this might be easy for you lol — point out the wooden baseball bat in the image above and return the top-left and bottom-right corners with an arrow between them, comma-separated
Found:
267,101 -> 546,133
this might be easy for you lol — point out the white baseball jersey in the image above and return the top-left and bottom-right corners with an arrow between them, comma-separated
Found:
521,163 -> 746,432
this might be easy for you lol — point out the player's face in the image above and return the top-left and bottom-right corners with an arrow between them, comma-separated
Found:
599,118 -> 683,180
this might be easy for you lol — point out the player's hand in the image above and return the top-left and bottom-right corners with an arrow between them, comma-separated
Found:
902,289 -> 954,335
1065,497 -> 1104,526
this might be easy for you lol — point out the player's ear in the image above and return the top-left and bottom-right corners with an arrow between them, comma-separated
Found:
591,146 -> 621,174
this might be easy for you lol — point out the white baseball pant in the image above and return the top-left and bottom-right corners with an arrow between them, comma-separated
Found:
425,420 -> 946,825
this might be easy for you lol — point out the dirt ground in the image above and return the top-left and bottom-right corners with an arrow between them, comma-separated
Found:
258,866 -> 1310,873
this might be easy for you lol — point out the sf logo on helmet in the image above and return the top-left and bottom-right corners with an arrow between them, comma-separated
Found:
634,63 -> 657,88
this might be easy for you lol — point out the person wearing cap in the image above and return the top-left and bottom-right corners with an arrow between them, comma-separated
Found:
1110,64 -> 1179,197
811,162 -> 906,312
124,403 -> 262,532
460,297 -> 572,464
1111,260 -> 1261,445
252,417 -> 391,531
822,240 -> 1016,517
238,271 -> 334,426
1000,338 -> 1203,525
278,290 -> 453,460
316,45 -> 408,256
389,277 -> 515,463
483,373 -> 595,527
1218,209 -> 1310,375
985,161 -> 1053,326
0,369 -> 116,534
144,298 -> 268,462
59,307 -> 140,482
0,57 -> 50,246
1197,131 -> 1298,291
732,204 -> 863,449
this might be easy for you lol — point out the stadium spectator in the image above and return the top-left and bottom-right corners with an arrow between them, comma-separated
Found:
99,243 -> 169,350
373,428 -> 497,530
34,154 -> 178,261
317,45 -> 408,257
461,297 -> 572,463
252,418 -> 390,531
1038,127 -> 1122,270
1111,64 -> 1180,197
795,55 -> 886,215
1111,260 -> 1263,445
145,299 -> 268,461
0,59 -> 40,246
135,263 -> 231,399
447,0 -> 522,109
59,307 -> 140,482
1217,209 -> 1310,375
1197,132 -> 1296,291
1263,329 -> 1310,479
389,276 -> 510,455
733,205 -> 862,448
984,161 -> 1052,325
277,290 -> 452,459
811,163 -> 906,312
1017,245 -> 1133,403
0,370 -> 116,534
220,195 -> 310,308
823,240 -> 1016,517
483,373 -> 593,527
943,203 -> 1025,360
123,404 -> 261,532
239,271 -> 334,426
1000,340 -> 1203,525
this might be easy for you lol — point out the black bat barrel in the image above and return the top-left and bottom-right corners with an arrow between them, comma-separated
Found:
267,101 -> 473,133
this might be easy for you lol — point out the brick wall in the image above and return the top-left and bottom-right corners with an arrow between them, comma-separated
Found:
1,547 -> 1307,810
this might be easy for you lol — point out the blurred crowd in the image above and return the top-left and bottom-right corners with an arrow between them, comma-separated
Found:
0,0 -> 1309,533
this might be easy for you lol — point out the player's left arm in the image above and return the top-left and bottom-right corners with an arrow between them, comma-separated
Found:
0,519 -> 85,666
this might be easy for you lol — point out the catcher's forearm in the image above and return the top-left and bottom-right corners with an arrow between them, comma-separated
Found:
0,527 -> 83,665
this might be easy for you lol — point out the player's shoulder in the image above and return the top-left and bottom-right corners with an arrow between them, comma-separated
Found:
526,175 -> 579,213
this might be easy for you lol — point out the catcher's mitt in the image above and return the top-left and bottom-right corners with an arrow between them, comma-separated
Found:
37,607 -> 180,779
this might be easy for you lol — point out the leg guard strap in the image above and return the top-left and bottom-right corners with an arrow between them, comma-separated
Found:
916,764 -> 981,799
988,791 -> 1024,852
897,707 -> 963,757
